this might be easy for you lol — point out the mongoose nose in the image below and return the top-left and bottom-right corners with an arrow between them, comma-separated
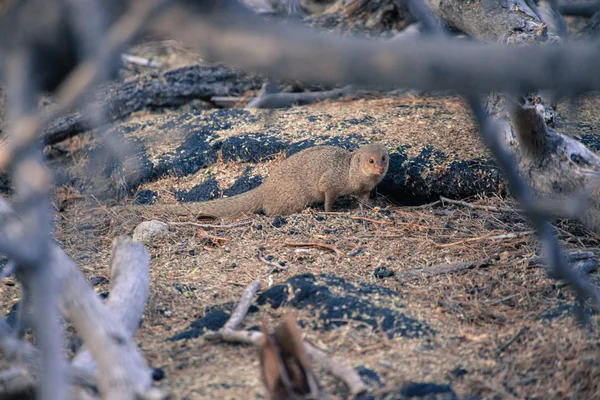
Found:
377,166 -> 385,174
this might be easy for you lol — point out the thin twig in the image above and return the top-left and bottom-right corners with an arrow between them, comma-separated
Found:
401,200 -> 442,210
440,196 -> 521,214
350,216 -> 394,225
284,241 -> 346,256
223,280 -> 261,332
435,231 -> 534,247
495,327 -> 528,355
257,249 -> 285,271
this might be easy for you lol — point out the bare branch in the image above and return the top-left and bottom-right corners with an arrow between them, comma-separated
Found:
71,237 -> 151,377
149,4 -> 600,95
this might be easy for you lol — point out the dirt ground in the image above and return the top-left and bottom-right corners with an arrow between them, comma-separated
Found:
3,43 -> 600,400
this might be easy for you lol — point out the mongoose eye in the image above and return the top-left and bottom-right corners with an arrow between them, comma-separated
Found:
369,158 -> 374,164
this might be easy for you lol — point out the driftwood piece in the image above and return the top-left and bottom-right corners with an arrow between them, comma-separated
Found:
71,236 -> 151,378
0,197 -> 157,399
43,64 -> 265,146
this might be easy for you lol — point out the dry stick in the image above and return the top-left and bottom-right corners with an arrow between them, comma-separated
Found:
257,249 -> 283,270
223,280 -> 261,332
440,196 -> 521,214
495,327 -> 528,355
434,231 -> 534,248
71,237 -> 151,379
52,242 -> 156,400
169,220 -> 253,229
284,242 -> 346,256
302,342 -> 367,396
400,200 -> 442,210
350,216 -> 394,225
471,100 -> 600,306
206,281 -> 368,396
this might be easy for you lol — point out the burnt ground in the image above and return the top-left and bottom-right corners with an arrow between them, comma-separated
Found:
3,43 -> 600,399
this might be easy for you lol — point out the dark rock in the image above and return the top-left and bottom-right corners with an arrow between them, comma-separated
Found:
135,189 -> 159,205
373,266 -> 394,279
256,273 -> 431,338
357,366 -> 383,387
271,216 -> 287,227
399,382 -> 457,399
168,309 -> 230,341
152,368 -> 166,381
221,134 -> 285,163
223,168 -> 263,197
175,178 -> 219,203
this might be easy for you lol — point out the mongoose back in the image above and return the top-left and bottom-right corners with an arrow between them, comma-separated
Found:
154,143 -> 389,218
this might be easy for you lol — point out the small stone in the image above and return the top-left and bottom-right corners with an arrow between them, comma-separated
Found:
132,220 -> 169,243
267,255 -> 274,261
256,224 -> 263,230
259,246 -> 265,251
231,263 -> 237,268
373,265 -> 394,279
152,367 -> 166,381
271,216 -> 288,227
315,215 -> 325,221
279,261 -> 286,266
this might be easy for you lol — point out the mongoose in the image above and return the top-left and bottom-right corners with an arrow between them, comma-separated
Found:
154,143 -> 389,219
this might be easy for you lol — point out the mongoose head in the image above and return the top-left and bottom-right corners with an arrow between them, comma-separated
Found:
355,143 -> 389,178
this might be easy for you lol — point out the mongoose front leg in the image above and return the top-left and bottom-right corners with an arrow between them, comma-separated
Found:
358,192 -> 371,204
358,192 -> 371,218
324,192 -> 336,212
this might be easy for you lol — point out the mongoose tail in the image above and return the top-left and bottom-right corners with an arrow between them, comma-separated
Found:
162,186 -> 265,218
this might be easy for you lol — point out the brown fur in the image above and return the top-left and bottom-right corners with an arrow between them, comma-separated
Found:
156,143 -> 389,219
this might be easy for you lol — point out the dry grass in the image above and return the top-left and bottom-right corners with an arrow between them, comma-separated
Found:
3,188 -> 600,399
3,41 -> 600,399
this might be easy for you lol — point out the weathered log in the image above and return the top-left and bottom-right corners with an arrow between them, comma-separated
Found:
42,64 -> 265,146
427,0 -> 547,42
